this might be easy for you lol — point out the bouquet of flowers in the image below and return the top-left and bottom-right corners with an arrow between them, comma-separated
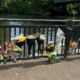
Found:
70,42 -> 77,55
43,43 -> 56,57
45,44 -> 55,52
6,43 -> 15,55
0,46 -> 4,60
36,33 -> 45,52
12,46 -> 22,62
1,50 -> 10,64
11,34 -> 26,48
43,43 -> 57,63
26,34 -> 38,56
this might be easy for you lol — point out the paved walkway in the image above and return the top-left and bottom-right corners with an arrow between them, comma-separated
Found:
0,55 -> 80,80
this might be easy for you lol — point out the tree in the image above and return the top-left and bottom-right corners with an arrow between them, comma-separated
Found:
67,4 -> 78,16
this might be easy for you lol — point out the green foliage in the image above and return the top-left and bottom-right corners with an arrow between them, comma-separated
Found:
3,0 -> 10,7
67,4 -> 78,16
4,0 -> 53,15
2,0 -> 80,16
6,1 -> 29,14
49,46 -> 55,52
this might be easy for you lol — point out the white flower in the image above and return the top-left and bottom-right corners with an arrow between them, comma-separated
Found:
20,34 -> 23,36
27,35 -> 35,39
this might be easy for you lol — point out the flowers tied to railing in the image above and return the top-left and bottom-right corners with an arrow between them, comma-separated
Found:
70,42 -> 77,55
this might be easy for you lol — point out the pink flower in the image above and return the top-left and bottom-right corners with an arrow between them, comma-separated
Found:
7,43 -> 13,48
0,46 -> 4,50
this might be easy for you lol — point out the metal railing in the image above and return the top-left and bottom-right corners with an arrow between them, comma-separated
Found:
0,18 -> 80,62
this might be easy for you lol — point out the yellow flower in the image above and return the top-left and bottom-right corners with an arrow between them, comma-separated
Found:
4,51 -> 9,57
4,54 -> 9,57
20,37 -> 26,42
9,44 -> 12,48
12,43 -> 15,46
70,42 -> 77,47
39,35 -> 45,40
43,51 -> 56,57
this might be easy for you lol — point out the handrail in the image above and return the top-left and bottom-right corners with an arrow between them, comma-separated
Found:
0,25 -> 67,28
0,18 -> 80,22
72,20 -> 80,22
0,18 -> 68,22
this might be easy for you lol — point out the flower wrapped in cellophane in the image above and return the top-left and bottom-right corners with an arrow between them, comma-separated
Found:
11,34 -> 26,48
26,34 -> 38,56
0,46 -> 4,60
12,46 -> 22,62
43,43 -> 57,63
1,50 -> 10,64
36,33 -> 45,52
70,42 -> 77,55
5,43 -> 15,56
61,46 -> 65,54
43,43 -> 56,57
56,28 -> 64,55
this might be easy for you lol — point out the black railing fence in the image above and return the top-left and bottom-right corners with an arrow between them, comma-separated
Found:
0,18 -> 80,62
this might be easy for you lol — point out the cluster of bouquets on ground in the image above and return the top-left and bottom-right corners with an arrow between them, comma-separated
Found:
1,43 -> 15,64
43,43 -> 57,64
0,42 -> 22,64
70,42 -> 77,55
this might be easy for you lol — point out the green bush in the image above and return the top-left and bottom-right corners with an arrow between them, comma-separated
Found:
5,0 -> 53,15
6,1 -> 29,14
2,0 -> 80,16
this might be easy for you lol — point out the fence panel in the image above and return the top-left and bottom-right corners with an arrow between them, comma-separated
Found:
0,19 -> 80,62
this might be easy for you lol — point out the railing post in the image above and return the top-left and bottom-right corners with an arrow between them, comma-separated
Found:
23,27 -> 26,58
64,19 -> 72,58
33,26 -> 36,58
54,27 -> 57,45
4,28 -> 6,50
